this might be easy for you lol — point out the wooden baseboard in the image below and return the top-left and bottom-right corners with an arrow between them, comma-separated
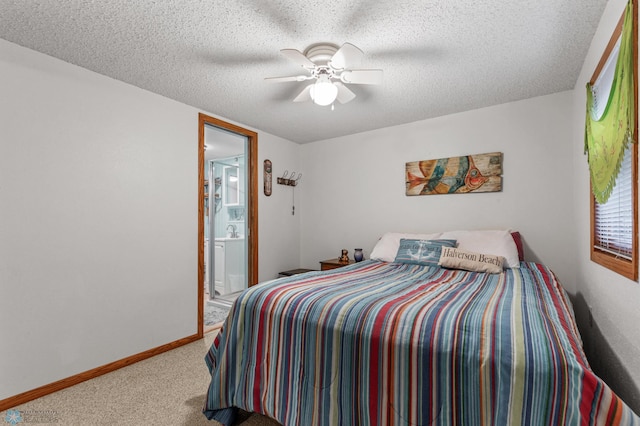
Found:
0,333 -> 201,411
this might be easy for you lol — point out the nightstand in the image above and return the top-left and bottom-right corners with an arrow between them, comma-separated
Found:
278,268 -> 316,277
319,258 -> 356,271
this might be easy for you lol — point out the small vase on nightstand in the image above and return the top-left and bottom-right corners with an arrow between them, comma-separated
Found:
354,248 -> 364,262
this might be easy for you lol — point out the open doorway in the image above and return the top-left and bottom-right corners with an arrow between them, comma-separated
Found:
198,114 -> 257,336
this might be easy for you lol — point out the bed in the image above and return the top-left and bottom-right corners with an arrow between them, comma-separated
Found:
203,231 -> 640,425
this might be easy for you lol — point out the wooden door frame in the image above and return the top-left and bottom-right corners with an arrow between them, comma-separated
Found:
198,113 -> 258,336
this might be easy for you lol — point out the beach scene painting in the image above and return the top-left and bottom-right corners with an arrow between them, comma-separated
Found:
406,152 -> 503,196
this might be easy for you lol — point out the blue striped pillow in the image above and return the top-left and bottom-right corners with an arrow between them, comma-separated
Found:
394,239 -> 458,266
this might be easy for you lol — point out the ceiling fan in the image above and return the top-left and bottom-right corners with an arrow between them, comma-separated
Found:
265,42 -> 383,107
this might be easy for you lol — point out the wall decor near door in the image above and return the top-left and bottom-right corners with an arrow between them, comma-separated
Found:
406,152 -> 503,196
277,170 -> 301,186
264,159 -> 272,196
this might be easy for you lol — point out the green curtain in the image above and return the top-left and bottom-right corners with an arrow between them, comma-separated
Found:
584,0 -> 635,204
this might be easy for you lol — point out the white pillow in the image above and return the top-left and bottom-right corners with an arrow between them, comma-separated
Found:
370,231 -> 442,262
439,229 -> 520,268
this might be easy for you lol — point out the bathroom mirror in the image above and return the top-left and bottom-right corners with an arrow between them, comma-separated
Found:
224,166 -> 239,206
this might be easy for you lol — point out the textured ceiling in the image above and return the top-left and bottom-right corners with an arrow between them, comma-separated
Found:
1,0 -> 607,143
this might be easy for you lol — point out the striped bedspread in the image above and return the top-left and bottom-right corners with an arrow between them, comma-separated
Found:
203,260 -> 639,425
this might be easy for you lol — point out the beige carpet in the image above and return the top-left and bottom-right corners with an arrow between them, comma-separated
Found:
9,330 -> 281,426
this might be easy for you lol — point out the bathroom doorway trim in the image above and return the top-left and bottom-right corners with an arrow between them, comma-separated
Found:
198,113 -> 258,337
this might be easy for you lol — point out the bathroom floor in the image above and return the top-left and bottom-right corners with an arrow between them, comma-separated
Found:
209,290 -> 243,307
203,287 -> 243,333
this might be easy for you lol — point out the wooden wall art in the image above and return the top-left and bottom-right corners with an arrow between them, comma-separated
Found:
406,152 -> 503,196
263,159 -> 272,196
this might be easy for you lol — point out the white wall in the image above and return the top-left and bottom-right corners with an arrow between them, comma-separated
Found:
0,39 -> 299,400
571,0 -> 640,413
300,92 -> 576,286
257,134 -> 302,280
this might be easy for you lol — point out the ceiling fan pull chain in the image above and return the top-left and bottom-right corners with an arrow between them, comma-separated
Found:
292,187 -> 295,215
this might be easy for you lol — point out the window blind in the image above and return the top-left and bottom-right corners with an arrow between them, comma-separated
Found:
594,145 -> 633,259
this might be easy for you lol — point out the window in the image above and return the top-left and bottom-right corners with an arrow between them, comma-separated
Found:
592,145 -> 635,257
589,4 -> 638,281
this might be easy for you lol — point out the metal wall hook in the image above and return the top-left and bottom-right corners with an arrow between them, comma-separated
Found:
277,170 -> 289,185
277,170 -> 301,186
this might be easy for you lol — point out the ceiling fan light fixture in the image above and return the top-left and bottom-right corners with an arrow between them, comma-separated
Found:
267,42 -> 382,106
310,75 -> 338,106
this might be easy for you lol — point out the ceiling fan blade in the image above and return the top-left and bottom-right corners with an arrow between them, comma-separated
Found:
335,82 -> 356,104
293,84 -> 313,102
330,42 -> 363,70
340,69 -> 383,85
264,75 -> 311,83
280,49 -> 316,68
